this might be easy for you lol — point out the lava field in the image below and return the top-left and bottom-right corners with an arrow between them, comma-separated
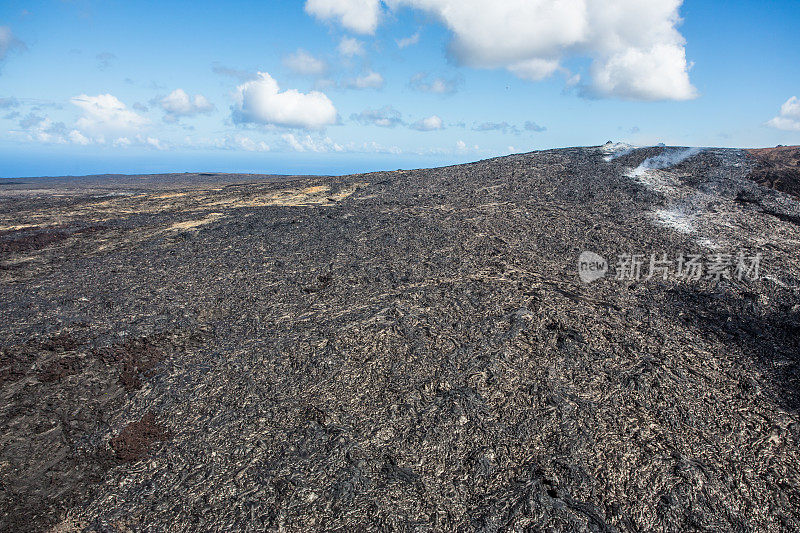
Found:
1,145 -> 799,531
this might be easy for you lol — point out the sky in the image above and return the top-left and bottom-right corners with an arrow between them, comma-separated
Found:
0,0 -> 799,178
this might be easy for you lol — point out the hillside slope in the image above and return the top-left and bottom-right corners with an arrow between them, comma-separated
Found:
1,146 -> 799,531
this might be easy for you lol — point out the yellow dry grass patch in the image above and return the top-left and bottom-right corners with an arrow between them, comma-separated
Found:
151,192 -> 190,200
166,212 -> 224,232
205,182 -> 367,208
0,223 -> 41,232
0,182 -> 370,232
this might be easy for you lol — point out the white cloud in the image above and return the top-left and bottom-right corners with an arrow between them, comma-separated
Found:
68,130 -> 90,145
146,137 -> 165,150
456,139 -> 480,153
160,89 -> 214,122
233,135 -> 271,152
232,72 -> 338,129
71,94 -> 149,137
351,106 -> 404,127
338,37 -> 365,57
16,115 -> 68,144
185,135 -> 271,152
411,115 -> 444,131
343,140 -> 403,154
311,0 -> 697,101
13,107 -> 158,149
304,0 -> 381,34
767,96 -> 800,131
349,70 -> 385,89
782,97 -> 800,119
282,133 -> 343,152
589,42 -> 695,101
397,32 -> 420,49
105,135 -> 165,149
507,58 -> 561,81
284,49 -> 328,76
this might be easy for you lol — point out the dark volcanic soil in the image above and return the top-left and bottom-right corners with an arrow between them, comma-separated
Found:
746,145 -> 800,198
1,146 -> 800,532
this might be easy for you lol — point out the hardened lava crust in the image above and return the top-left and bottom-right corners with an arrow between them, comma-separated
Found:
1,146 -> 799,532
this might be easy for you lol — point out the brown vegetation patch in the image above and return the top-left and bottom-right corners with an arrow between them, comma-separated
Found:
746,146 -> 800,198
109,412 -> 170,462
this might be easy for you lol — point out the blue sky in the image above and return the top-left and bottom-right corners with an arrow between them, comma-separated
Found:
0,0 -> 799,178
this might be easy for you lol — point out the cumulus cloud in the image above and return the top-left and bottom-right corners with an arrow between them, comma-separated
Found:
338,37 -> 365,57
409,72 -> 461,94
69,130 -> 91,145
309,0 -> 697,101
71,94 -> 149,138
232,72 -> 338,129
348,70 -> 385,89
456,139 -> 480,153
231,135 -> 271,152
304,0 -> 381,34
350,106 -> 404,127
507,58 -> 561,82
13,109 -> 121,147
397,32 -> 420,49
145,137 -> 165,150
284,49 -> 328,76
197,135 -> 271,152
17,115 -> 69,144
282,133 -> 343,152
0,96 -> 19,108
766,96 -> 800,131
343,140 -> 403,154
411,115 -> 444,131
589,42 -> 695,100
160,89 -> 214,122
